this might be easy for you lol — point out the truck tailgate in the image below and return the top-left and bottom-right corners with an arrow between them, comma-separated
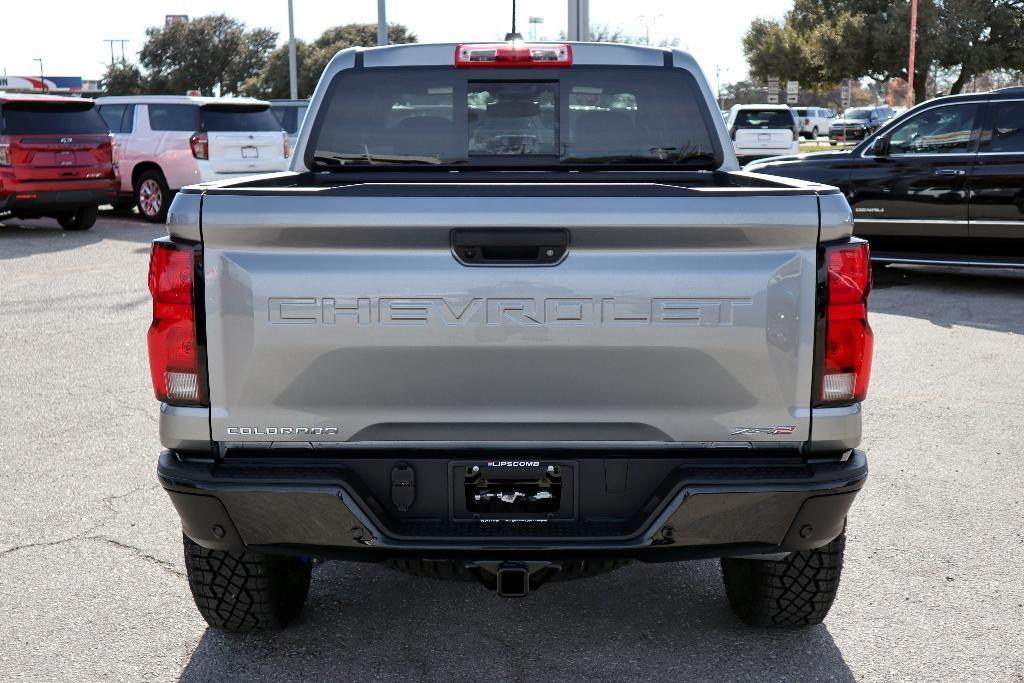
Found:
200,188 -> 820,445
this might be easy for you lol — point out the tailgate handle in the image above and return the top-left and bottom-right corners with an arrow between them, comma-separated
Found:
452,229 -> 569,266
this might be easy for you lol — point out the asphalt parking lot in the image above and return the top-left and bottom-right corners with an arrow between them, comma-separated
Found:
2,214 -> 1023,681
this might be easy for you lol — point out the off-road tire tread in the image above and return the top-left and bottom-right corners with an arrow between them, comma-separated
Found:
721,531 -> 845,627
182,535 -> 311,633
386,558 -> 631,582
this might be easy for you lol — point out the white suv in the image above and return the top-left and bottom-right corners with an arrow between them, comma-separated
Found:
95,96 -> 289,222
727,104 -> 800,162
792,106 -> 834,140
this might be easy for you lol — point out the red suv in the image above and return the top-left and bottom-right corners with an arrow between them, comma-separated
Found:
0,94 -> 119,230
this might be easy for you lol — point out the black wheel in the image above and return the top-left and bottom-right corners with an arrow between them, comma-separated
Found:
182,535 -> 312,633
135,170 -> 170,223
811,126 -> 819,140
830,141 -> 838,146
56,206 -> 98,231
386,558 -> 631,583
721,530 -> 845,627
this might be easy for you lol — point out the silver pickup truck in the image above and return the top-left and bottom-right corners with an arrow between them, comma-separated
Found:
149,41 -> 873,632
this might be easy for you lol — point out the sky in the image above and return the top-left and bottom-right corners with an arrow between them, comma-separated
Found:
0,0 -> 792,91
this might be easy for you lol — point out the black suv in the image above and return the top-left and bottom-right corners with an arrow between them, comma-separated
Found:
747,88 -> 1024,267
828,106 -> 897,145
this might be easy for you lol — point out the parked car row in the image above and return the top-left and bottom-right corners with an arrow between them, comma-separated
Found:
0,94 -> 309,229
746,87 -> 1024,267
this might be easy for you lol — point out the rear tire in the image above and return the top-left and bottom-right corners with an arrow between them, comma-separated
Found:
811,126 -> 819,140
135,170 -> 170,223
386,558 -> 631,583
721,530 -> 845,627
57,206 -> 98,231
182,535 -> 312,633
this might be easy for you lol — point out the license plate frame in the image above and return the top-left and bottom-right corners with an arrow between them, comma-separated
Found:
241,145 -> 259,159
449,459 -> 577,522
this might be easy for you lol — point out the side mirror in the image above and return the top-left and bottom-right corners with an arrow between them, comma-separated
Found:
868,136 -> 889,156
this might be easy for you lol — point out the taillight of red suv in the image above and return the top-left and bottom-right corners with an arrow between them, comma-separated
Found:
816,241 -> 873,405
0,137 -> 11,166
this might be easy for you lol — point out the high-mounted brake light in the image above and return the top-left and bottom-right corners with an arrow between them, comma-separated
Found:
148,240 -> 204,405
819,241 -> 873,404
455,42 -> 572,67
189,131 -> 209,160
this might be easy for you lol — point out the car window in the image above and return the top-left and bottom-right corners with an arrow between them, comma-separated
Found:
200,105 -> 281,132
271,106 -> 298,134
981,100 -> 1024,154
99,104 -> 135,134
733,109 -> 793,128
0,101 -> 108,134
887,103 -> 978,155
148,104 -> 199,131
310,66 -> 719,167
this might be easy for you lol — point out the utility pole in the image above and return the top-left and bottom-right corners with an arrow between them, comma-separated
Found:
103,39 -> 129,64
568,0 -> 589,41
287,0 -> 298,99
906,0 -> 918,108
377,0 -> 388,46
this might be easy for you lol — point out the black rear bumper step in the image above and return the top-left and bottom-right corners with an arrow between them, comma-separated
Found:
158,449 -> 867,558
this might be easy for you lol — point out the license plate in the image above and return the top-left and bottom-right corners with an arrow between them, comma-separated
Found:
758,133 -> 771,142
241,146 -> 259,158
450,460 -> 575,520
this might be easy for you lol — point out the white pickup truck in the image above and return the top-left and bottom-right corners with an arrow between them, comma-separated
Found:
149,41 -> 873,632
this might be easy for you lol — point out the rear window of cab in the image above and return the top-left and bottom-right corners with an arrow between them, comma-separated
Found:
732,109 -> 795,129
307,66 -> 721,168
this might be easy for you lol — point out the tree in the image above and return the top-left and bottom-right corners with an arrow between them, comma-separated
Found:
102,59 -> 145,96
139,14 -> 278,96
306,23 -> 417,88
242,40 -> 318,99
744,0 -> 1024,104
245,23 -> 417,99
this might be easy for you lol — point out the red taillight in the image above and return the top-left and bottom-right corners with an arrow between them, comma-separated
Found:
820,242 -> 873,404
283,131 -> 290,159
147,240 -> 204,405
455,42 -> 572,67
189,131 -> 209,160
0,136 -> 11,166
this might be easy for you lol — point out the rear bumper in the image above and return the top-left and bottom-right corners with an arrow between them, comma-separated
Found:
158,449 -> 867,562
0,185 -> 119,213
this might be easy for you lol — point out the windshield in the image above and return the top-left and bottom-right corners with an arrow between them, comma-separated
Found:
308,66 -> 719,168
200,105 -> 282,132
844,108 -> 874,120
0,101 -> 108,135
732,109 -> 794,128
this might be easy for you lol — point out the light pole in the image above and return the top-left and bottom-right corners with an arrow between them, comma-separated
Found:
377,0 -> 388,46
639,14 -> 663,46
528,16 -> 544,41
287,0 -> 298,99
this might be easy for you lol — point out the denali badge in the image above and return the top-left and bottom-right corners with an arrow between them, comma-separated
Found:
227,426 -> 339,436
731,426 -> 797,436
